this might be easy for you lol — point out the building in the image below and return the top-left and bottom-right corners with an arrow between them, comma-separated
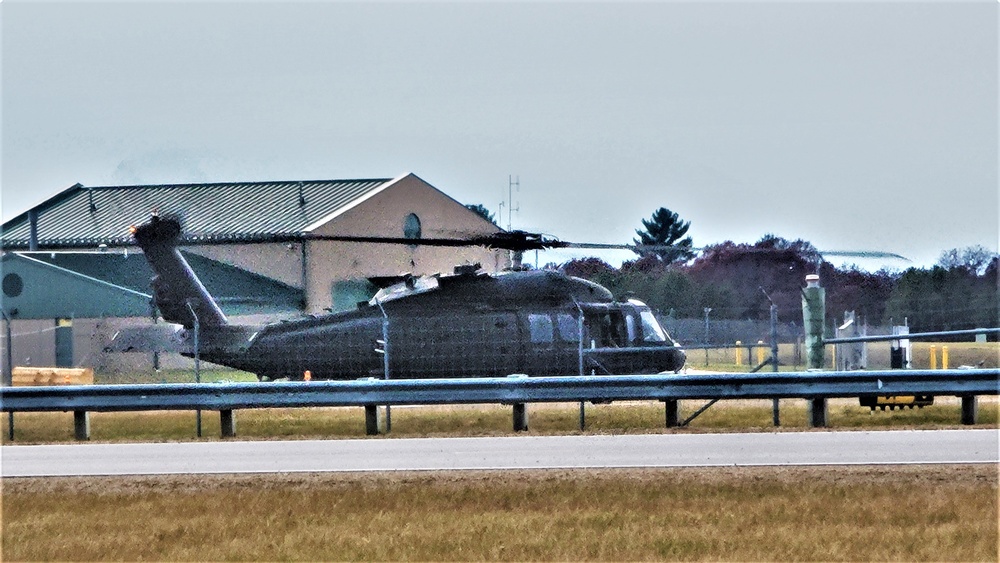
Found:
1,173 -> 508,373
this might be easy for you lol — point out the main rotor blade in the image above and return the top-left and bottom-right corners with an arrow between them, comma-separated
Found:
49,219 -> 907,263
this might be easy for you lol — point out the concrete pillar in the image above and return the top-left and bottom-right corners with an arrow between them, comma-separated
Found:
73,410 -> 90,441
365,405 -> 380,436
807,399 -> 827,428
961,396 -> 978,425
220,409 -> 236,438
664,400 -> 680,427
512,403 -> 528,432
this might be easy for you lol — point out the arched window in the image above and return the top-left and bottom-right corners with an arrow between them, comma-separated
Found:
403,213 -> 422,243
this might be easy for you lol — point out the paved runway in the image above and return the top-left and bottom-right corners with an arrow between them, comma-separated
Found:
2,429 -> 997,477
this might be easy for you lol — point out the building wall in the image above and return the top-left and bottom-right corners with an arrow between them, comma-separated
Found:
305,174 -> 509,313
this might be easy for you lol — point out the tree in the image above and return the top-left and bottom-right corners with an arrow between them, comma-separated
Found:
465,203 -> 497,226
938,245 -> 997,275
633,207 -> 694,264
561,257 -> 615,279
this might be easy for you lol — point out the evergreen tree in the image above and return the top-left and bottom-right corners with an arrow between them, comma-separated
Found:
633,207 -> 694,264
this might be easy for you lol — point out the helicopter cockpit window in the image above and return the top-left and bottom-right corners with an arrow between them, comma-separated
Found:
639,310 -> 668,342
626,314 -> 637,344
555,313 -> 580,342
528,314 -> 554,344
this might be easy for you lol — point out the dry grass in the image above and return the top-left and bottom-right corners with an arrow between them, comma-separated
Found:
2,398 -> 997,443
2,465 -> 996,561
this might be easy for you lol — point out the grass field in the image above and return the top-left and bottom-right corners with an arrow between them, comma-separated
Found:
3,465 -> 996,561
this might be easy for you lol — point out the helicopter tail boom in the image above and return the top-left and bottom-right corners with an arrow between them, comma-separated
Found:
131,215 -> 228,328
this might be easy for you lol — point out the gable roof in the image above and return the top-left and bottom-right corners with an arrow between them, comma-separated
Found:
1,175 -> 398,249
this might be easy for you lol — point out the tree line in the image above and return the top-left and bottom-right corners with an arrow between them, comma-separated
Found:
464,203 -> 998,334
559,208 -> 999,334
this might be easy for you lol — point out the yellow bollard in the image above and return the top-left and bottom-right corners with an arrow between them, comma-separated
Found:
304,370 -> 312,382
942,346 -> 949,370
929,346 -> 937,370
735,341 -> 742,366
757,340 -> 765,366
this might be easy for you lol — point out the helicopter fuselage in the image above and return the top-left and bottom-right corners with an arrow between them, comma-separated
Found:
225,269 -> 686,380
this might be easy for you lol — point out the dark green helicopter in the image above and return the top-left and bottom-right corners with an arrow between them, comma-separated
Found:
114,215 -> 687,380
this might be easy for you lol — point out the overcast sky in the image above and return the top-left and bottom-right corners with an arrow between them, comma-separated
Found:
2,1 -> 997,270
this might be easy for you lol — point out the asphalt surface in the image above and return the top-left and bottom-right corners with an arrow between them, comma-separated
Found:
2,429 -> 997,477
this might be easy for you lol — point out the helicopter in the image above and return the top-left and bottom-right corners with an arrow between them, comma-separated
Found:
109,214 -> 688,380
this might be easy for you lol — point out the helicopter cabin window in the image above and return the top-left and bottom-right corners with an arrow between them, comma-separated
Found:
584,311 -> 628,348
528,314 -> 554,344
555,313 -> 580,342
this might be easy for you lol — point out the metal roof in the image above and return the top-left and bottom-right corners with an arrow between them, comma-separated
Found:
1,177 -> 394,249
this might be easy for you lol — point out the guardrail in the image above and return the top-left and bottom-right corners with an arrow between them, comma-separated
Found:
2,369 -> 997,440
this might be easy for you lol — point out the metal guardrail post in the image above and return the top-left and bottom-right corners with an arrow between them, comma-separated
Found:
364,405 -> 380,436
73,410 -> 90,441
512,403 -> 528,432
961,396 -> 978,425
808,398 -> 828,428
220,409 -> 236,438
664,399 -> 679,427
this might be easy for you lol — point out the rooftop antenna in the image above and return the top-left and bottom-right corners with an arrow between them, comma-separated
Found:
499,175 -> 523,268
500,175 -> 519,231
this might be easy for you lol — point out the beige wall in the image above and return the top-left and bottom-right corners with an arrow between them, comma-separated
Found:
305,174 -> 508,312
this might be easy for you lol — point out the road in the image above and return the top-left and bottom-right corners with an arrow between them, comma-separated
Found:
2,429 -> 997,477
